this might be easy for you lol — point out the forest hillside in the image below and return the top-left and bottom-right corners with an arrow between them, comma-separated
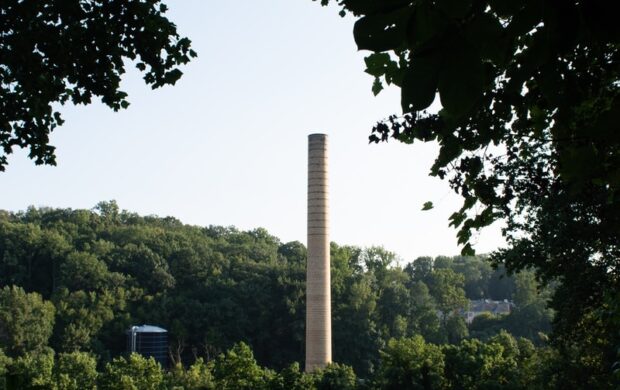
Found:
0,203 -> 592,389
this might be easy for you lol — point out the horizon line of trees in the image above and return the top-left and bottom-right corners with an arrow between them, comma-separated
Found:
0,333 -> 565,390
1,202 -> 607,388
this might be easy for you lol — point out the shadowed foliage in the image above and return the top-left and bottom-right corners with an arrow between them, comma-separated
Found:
0,0 -> 196,170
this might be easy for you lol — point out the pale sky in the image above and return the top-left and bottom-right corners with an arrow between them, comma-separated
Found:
0,0 -> 505,262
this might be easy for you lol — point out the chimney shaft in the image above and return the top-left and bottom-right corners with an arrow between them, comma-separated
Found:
306,133 -> 331,372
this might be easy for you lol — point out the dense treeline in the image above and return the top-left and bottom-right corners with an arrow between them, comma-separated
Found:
0,335 -> 568,390
0,203 -> 562,388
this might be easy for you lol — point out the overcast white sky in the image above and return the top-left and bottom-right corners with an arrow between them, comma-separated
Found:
0,0 -> 505,262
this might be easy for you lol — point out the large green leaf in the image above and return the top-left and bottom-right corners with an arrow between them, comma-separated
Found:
364,52 -> 403,86
406,3 -> 447,50
464,13 -> 506,65
401,53 -> 441,112
438,41 -> 484,119
372,77 -> 384,96
354,9 -> 413,52
436,0 -> 471,19
364,53 -> 404,96
364,53 -> 393,77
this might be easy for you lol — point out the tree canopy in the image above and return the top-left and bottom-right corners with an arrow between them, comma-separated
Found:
0,203 -> 558,387
316,0 -> 618,254
314,0 -> 619,385
0,0 -> 196,171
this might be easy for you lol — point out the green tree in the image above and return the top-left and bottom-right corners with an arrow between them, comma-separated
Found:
376,268 -> 411,339
443,337 -> 519,390
486,266 -> 516,301
166,359 -> 215,390
0,221 -> 71,297
374,336 -> 446,390
0,349 -> 11,390
0,203 -> 571,381
99,353 -> 165,390
0,286 -> 55,357
405,256 -> 433,285
332,274 -> 380,376
55,351 -> 98,390
59,251 -> 110,291
0,222 -> 43,291
313,363 -> 357,390
427,269 -> 467,325
211,343 -> 271,390
94,201 -> 121,223
0,0 -> 196,170
6,348 -> 55,390
469,312 -> 503,341
269,362 -> 313,390
503,272 -> 553,342
360,246 -> 397,274
114,243 -> 175,293
445,316 -> 469,345
513,270 -> 538,307
51,289 -> 117,352
451,256 -> 492,300
278,241 -> 307,265
407,281 -> 441,343
433,257 -> 453,270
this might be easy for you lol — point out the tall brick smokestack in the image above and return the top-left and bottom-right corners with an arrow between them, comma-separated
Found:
305,133 -> 332,372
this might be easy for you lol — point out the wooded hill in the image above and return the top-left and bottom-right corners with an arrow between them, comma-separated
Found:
0,202 -> 593,389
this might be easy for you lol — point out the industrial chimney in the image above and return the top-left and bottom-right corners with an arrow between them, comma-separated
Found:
306,133 -> 332,372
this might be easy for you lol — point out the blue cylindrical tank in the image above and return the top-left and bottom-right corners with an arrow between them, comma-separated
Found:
127,325 -> 168,367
